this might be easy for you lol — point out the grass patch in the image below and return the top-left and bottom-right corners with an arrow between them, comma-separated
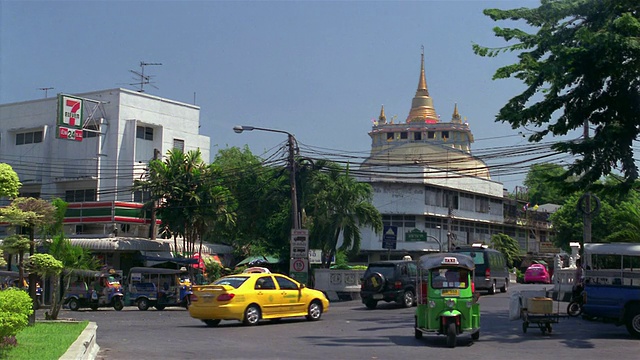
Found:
0,321 -> 88,360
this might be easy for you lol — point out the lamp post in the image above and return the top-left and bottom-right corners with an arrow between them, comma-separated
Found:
425,234 -> 443,253
233,125 -> 300,230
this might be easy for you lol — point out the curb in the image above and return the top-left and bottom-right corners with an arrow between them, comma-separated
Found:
59,322 -> 99,360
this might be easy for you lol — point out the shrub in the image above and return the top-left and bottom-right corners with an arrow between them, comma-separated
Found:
0,288 -> 33,347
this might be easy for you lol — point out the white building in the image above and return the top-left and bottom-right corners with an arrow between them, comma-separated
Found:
0,88 -> 231,269
357,54 -> 553,261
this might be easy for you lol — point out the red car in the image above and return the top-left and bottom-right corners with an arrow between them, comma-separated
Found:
524,264 -> 551,284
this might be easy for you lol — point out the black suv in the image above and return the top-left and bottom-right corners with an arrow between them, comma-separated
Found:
360,260 -> 418,309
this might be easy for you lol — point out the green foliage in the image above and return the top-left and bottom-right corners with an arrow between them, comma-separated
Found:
523,163 -> 571,205
0,288 -> 33,344
0,249 -> 6,268
474,0 -> 640,190
213,146 -> 290,258
329,251 -> 350,270
25,254 -> 63,277
605,194 -> 640,243
490,233 -> 521,267
302,161 -> 382,267
203,259 -> 224,283
2,321 -> 88,358
135,148 -> 236,257
0,163 -> 21,199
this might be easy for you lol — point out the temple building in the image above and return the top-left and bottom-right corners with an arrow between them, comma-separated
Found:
357,52 -> 554,260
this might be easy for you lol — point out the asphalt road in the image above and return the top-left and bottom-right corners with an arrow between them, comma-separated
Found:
53,283 -> 638,360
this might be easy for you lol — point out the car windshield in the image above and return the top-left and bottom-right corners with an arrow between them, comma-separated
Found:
365,265 -> 396,279
213,276 -> 249,289
430,268 -> 469,289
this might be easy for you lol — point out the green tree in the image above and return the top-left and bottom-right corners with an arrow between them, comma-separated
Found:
212,146 -> 290,260
304,162 -> 382,267
0,249 -> 6,269
474,0 -> 640,190
24,253 -> 63,320
0,288 -> 33,346
135,149 -> 236,263
0,197 -> 56,324
0,163 -> 21,199
490,234 -> 521,268
0,235 -> 30,287
605,195 -> 640,243
523,163 -> 571,205
45,234 -> 98,320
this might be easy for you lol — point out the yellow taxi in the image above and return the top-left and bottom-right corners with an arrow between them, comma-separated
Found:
188,272 -> 330,326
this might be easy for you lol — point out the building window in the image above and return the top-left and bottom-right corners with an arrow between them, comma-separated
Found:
173,139 -> 185,152
136,126 -> 154,141
65,189 -> 97,202
476,196 -> 490,213
425,186 -> 443,206
459,192 -> 475,211
83,124 -> 99,138
16,130 -> 43,145
414,132 -> 422,141
443,190 -> 459,210
400,132 -> 408,139
427,131 -> 435,139
387,132 -> 394,140
133,190 -> 151,203
441,131 -> 449,140
382,215 -> 416,235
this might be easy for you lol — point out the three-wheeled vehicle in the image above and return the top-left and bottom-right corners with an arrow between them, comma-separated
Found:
1,270 -> 43,309
64,270 -> 125,311
126,267 -> 192,311
415,253 -> 480,348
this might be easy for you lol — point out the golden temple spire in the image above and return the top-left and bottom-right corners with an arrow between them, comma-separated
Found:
378,104 -> 387,124
406,46 -> 438,124
417,46 -> 429,95
452,103 -> 462,123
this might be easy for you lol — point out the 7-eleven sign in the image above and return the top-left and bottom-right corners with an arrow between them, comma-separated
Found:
58,95 -> 83,128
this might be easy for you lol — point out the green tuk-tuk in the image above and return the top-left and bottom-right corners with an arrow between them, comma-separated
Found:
415,253 -> 480,348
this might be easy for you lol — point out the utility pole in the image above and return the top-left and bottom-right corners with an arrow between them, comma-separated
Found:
149,148 -> 160,240
288,134 -> 300,229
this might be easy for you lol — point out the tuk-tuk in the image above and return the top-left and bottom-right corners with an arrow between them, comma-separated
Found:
415,253 -> 480,348
64,269 -> 125,311
126,267 -> 192,311
1,270 -> 43,309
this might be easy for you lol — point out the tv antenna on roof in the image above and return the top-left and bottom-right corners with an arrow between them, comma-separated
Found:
38,87 -> 54,98
130,61 -> 162,93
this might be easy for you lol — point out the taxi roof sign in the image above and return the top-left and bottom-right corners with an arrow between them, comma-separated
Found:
441,257 -> 460,265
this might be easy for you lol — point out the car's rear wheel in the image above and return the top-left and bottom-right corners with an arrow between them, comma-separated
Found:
306,300 -> 322,321
364,299 -> 378,309
488,282 -> 496,295
113,298 -> 124,311
68,298 -> 80,311
500,279 -> 508,293
625,307 -> 640,338
203,319 -> 221,327
137,298 -> 150,311
471,330 -> 480,340
243,304 -> 261,326
400,290 -> 414,308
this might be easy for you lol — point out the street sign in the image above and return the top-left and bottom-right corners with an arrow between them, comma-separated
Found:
290,229 -> 309,258
382,225 -> 398,250
291,258 -> 307,272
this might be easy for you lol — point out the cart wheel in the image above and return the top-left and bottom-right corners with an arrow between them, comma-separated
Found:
522,321 -> 528,333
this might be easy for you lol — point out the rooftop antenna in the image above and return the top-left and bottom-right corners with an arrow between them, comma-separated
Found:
130,61 -> 162,92
38,87 -> 54,98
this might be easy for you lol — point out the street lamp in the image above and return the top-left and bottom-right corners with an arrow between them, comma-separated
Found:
233,125 -> 300,230
425,234 -> 443,253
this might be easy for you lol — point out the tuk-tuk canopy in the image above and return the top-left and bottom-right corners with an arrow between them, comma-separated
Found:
127,267 -> 187,277
419,253 -> 475,271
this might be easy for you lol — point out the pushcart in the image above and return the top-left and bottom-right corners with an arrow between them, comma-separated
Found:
514,290 -> 563,335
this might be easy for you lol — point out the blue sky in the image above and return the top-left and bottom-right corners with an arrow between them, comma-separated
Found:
2,0 -> 571,190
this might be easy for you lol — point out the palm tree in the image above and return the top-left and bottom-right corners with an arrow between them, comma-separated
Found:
304,162 -> 382,267
606,202 -> 640,243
